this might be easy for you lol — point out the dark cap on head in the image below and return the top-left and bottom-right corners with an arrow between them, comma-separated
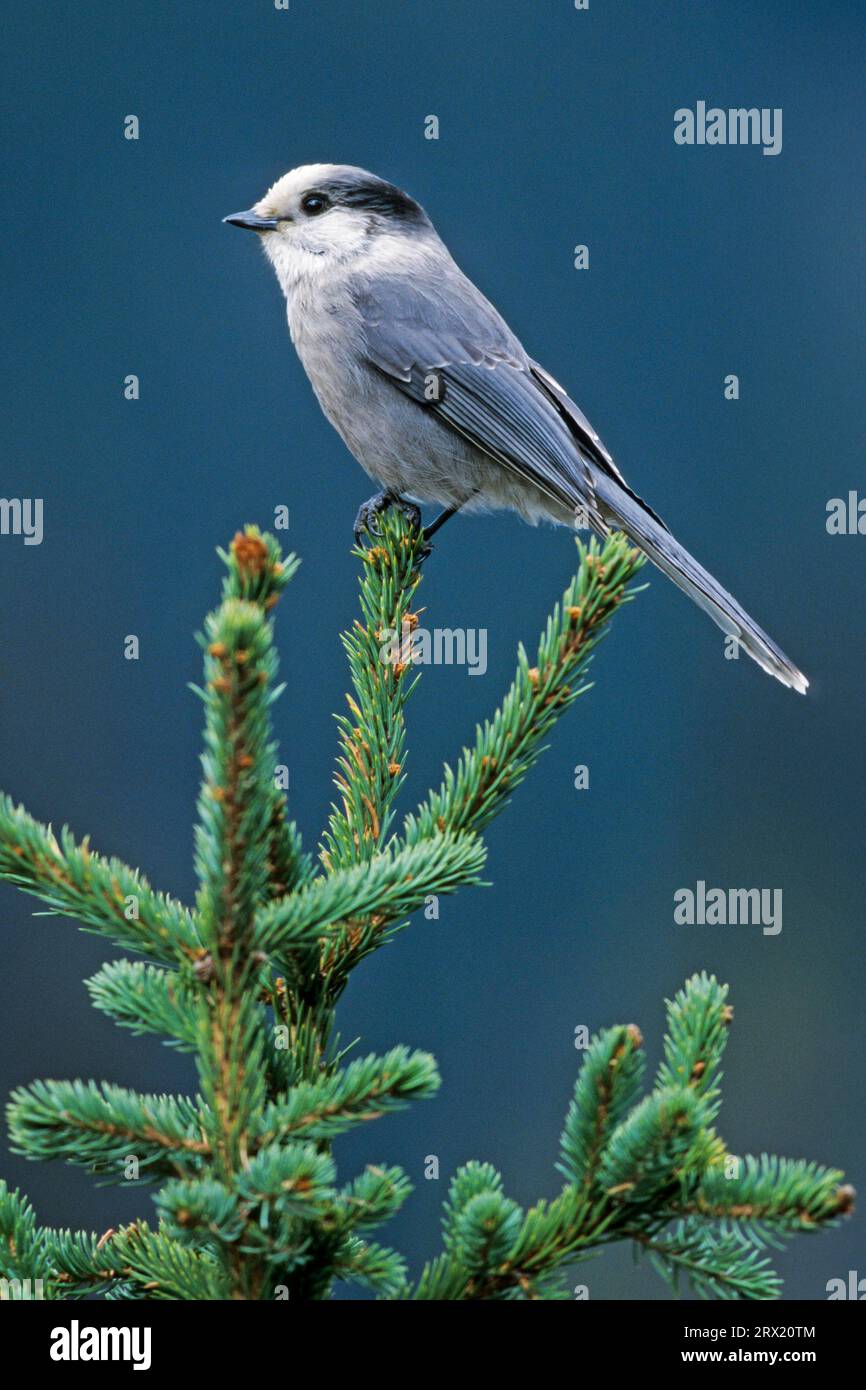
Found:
312,169 -> 429,224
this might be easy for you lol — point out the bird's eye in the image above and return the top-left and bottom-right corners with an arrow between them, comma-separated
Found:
301,192 -> 329,216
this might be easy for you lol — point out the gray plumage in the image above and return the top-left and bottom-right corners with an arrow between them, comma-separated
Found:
224,163 -> 807,693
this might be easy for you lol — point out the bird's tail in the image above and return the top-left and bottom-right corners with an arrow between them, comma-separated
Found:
591,472 -> 808,694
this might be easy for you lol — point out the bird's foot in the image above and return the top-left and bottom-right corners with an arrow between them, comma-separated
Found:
353,491 -> 422,546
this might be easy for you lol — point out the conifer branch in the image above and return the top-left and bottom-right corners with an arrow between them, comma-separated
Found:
0,795 -> 198,962
86,960 -> 198,1050
321,517 -> 428,870
677,1155 -> 853,1231
7,1080 -> 209,1175
255,832 -> 486,962
216,527 -> 311,900
256,1046 -> 440,1143
596,1086 -> 707,1211
655,973 -> 732,1121
331,1236 -> 407,1296
21,1222 -> 226,1301
192,529 -> 297,1297
404,972 -> 852,1301
235,1141 -> 337,1212
402,536 -> 646,843
557,1023 -> 646,1190
636,1221 -> 783,1301
332,1164 -> 413,1229
154,1176 -> 243,1245
0,1182 -> 51,1287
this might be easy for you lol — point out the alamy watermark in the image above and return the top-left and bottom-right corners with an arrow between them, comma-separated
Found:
0,497 -> 43,545
826,1270 -> 865,1299
674,102 -> 782,157
0,1276 -> 44,1299
50,1320 -> 151,1370
826,492 -> 866,535
379,619 -> 487,676
674,880 -> 782,936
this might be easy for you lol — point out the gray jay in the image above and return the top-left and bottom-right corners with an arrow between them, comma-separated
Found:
225,163 -> 807,693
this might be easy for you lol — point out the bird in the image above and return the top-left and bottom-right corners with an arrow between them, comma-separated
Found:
224,163 -> 807,693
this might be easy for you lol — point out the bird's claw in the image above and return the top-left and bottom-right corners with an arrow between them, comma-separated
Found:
353,491 -> 392,545
354,491 -> 422,546
395,498 -> 422,532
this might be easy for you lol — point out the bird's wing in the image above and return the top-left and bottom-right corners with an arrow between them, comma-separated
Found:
527,360 -> 625,485
529,360 -> 670,532
352,270 -> 603,520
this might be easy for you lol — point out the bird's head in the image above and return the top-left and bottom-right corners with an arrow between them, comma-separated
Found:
224,163 -> 431,280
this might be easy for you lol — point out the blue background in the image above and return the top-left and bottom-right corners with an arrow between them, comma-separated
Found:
1,0 -> 863,1300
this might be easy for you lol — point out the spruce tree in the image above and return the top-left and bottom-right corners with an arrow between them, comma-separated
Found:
0,516 -> 851,1300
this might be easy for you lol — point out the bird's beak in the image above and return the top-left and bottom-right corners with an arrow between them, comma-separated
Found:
223,210 -> 281,232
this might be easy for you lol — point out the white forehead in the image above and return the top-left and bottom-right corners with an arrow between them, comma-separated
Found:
257,164 -> 371,210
